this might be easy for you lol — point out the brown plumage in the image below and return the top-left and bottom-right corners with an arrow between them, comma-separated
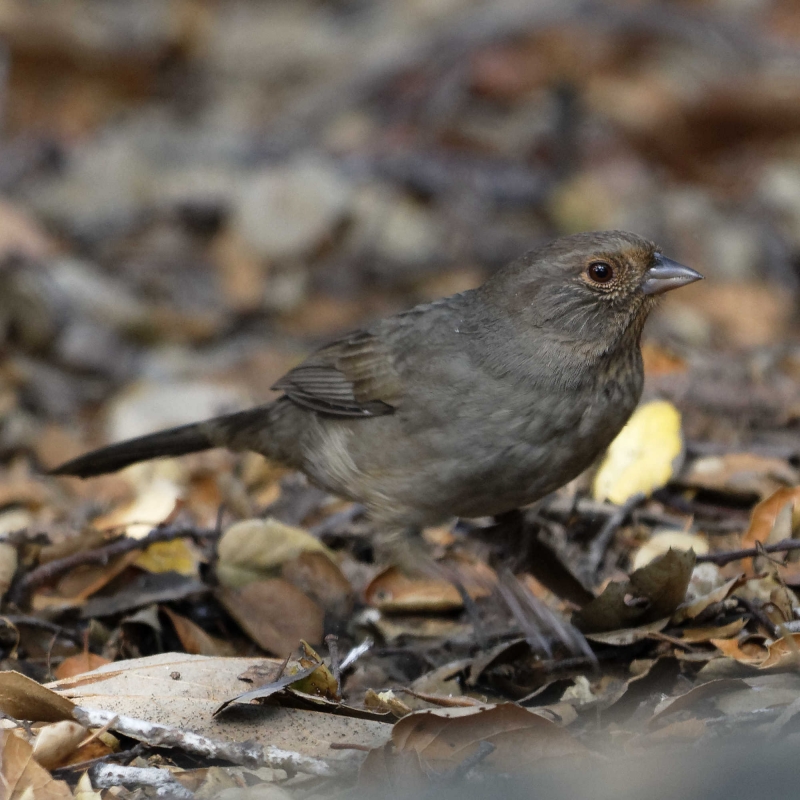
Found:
52,231 -> 701,553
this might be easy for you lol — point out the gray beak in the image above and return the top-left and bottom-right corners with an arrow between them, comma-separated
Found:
642,254 -> 703,296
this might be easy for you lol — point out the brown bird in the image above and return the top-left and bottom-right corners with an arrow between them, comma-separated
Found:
52,231 -> 701,561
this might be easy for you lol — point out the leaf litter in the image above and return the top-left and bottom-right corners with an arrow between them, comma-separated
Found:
1,1 -> 800,797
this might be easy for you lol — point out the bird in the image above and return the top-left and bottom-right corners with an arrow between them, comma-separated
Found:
52,230 -> 701,564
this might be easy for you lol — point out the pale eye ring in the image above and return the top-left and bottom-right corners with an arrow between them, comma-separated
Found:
587,260 -> 613,284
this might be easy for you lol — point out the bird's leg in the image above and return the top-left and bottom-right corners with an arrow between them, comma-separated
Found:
378,525 -> 489,649
487,509 -> 596,661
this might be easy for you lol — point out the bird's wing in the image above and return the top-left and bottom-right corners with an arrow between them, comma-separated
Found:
272,330 -> 402,417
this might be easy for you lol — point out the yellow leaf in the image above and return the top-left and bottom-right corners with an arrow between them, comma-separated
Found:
135,538 -> 199,576
593,400 -> 683,504
216,517 -> 333,588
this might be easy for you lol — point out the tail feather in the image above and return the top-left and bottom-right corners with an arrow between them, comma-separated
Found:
50,405 -> 278,479
50,422 -> 215,478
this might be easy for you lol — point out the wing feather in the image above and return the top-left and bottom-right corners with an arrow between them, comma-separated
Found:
272,330 -> 401,417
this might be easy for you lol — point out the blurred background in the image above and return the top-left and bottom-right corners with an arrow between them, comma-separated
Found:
0,0 -> 799,526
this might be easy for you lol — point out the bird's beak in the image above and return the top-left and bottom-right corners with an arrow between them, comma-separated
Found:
642,254 -> 703,296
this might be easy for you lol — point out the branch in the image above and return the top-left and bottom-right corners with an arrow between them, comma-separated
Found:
696,538 -> 800,567
73,707 -> 343,777
9,524 -> 217,606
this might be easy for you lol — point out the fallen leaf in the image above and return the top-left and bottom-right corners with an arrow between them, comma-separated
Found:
134,538 -> 199,577
574,549 -> 696,633
280,551 -> 353,617
641,342 -> 687,376
759,634 -> 800,670
392,703 -> 587,775
365,562 -> 492,613
633,531 -> 709,571
0,729 -> 73,799
92,478 -> 184,539
54,652 -> 112,680
32,720 -> 87,769
593,400 -> 683,504
162,607 -> 236,657
216,517 -> 332,589
217,578 -> 324,656
0,671 -> 76,722
741,486 -> 800,550
679,618 -> 747,643
681,453 -> 798,499
671,574 -> 745,624
710,636 -> 769,665
50,653 -> 390,762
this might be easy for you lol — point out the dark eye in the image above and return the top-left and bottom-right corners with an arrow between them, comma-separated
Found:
587,261 -> 613,284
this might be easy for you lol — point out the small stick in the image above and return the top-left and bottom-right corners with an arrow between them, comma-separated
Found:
586,493 -> 646,576
697,539 -> 800,567
9,525 -> 217,605
737,597 -> 779,639
90,764 -> 193,799
326,634 -> 341,687
73,706 -> 341,777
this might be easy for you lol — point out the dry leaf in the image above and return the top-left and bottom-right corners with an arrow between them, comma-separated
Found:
710,636 -> 769,665
217,579 -> 323,656
681,453 -> 798,499
135,538 -> 199,577
54,652 -> 112,680
574,548 -> 695,633
32,720 -> 87,770
671,575 -> 745,625
365,563 -> 492,613
281,551 -> 353,617
92,478 -> 184,539
741,486 -> 800,550
49,653 -> 390,762
0,729 -> 73,799
0,671 -> 76,722
593,400 -> 683,504
392,703 -> 587,776
162,607 -> 236,657
0,542 -> 18,603
632,531 -> 709,571
216,517 -> 332,589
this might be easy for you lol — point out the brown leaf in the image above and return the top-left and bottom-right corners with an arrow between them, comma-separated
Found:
392,703 -> 587,776
281,551 -> 353,617
759,633 -> 800,670
162,607 -> 236,657
681,453 -> 797,499
671,574 -> 745,625
574,549 -> 696,633
742,486 -> 800,550
365,562 -> 492,613
0,730 -> 73,799
50,653 -> 390,763
0,671 -> 76,722
54,652 -> 112,680
217,579 -> 323,656
710,636 -> 769,666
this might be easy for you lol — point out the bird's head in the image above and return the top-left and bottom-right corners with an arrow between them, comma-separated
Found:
483,230 -> 702,353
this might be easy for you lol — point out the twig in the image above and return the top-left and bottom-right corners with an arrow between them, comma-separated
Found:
542,494 -> 685,531
89,764 -> 193,799
326,634 -> 341,687
52,742 -> 146,776
9,525 -> 217,606
697,539 -> 800,567
73,707 -> 342,777
736,597 -> 779,639
585,493 -> 647,577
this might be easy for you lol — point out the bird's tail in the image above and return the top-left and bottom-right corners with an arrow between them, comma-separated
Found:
50,405 -> 275,478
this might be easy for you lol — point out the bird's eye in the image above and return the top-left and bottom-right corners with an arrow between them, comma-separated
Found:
587,261 -> 613,284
